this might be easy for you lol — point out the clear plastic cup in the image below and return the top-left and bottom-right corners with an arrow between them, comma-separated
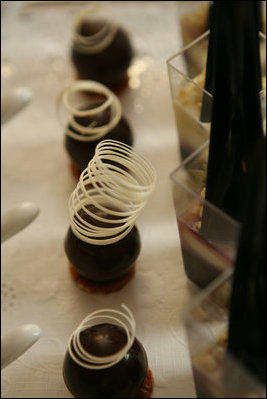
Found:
182,269 -> 266,397
167,31 -> 266,161
170,141 -> 241,288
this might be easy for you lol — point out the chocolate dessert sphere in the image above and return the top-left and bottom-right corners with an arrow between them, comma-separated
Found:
64,222 -> 141,283
65,140 -> 156,291
60,81 -> 133,178
71,18 -> 133,89
63,323 -> 148,398
65,109 -> 133,175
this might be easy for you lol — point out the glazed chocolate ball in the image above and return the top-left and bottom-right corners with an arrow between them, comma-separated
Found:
63,323 -> 148,398
64,209 -> 141,283
71,19 -> 133,89
65,105 -> 133,174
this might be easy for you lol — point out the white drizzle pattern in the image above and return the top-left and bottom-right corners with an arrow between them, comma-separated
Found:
72,10 -> 118,54
68,305 -> 136,370
58,80 -> 122,142
68,139 -> 156,245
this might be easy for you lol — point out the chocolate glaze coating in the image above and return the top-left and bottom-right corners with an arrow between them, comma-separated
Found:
64,224 -> 141,283
63,324 -> 148,398
65,114 -> 133,173
71,22 -> 133,88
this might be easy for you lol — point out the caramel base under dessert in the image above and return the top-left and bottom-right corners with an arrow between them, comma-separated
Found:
65,366 -> 154,398
69,263 -> 136,294
69,161 -> 83,180
136,367 -> 154,398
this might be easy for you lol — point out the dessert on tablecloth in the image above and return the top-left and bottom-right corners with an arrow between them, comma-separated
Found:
63,305 -> 154,398
58,80 -> 133,179
173,69 -> 210,159
70,10 -> 133,92
64,140 -> 156,294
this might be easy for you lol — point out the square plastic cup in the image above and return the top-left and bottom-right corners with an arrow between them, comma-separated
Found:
167,30 -> 211,161
167,31 -> 266,161
177,1 -> 210,69
182,270 -> 266,398
170,141 -> 241,288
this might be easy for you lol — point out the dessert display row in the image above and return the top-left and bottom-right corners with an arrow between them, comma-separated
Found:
59,23 -> 157,386
60,20 -> 157,391
2,2 -> 266,398
61,4 -> 266,394
1,6 -> 159,397
4,7 -> 158,398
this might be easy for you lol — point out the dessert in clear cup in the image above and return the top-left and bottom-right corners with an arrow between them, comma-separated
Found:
182,6 -> 266,394
170,142 -> 240,288
192,331 -> 265,398
177,190 -> 238,288
70,10 -> 133,92
167,28 -> 212,161
179,2 -> 209,46
184,271 -> 266,398
168,47 -> 265,162
64,140 -> 156,294
179,1 -> 210,75
63,305 -> 154,398
58,80 -> 133,179
171,69 -> 266,161
172,7 -> 265,161
179,1 -> 265,74
172,68 -> 211,160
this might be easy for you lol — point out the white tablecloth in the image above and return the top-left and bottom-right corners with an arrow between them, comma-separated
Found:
1,2 -> 196,397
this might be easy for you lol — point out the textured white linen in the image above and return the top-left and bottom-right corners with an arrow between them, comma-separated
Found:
1,2 -> 196,397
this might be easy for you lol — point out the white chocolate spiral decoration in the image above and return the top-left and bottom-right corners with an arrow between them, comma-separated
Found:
72,10 -> 118,54
58,80 -> 122,142
68,139 -> 156,245
68,304 -> 136,370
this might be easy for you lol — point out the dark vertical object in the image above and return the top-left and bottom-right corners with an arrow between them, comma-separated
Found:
202,2 -> 263,231
200,1 -> 214,122
224,136 -> 266,390
201,1 -> 266,389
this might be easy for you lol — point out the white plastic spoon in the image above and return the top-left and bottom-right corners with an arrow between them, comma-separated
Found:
1,87 -> 33,125
1,324 -> 42,369
1,202 -> 40,243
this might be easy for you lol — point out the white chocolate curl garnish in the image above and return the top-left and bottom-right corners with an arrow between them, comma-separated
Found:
72,10 -> 118,54
58,80 -> 122,142
68,139 -> 156,245
68,304 -> 136,370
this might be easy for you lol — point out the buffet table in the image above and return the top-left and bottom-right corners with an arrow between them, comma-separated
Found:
1,2 -> 197,397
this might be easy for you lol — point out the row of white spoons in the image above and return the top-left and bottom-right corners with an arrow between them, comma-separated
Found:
2,88 -> 42,370
2,203 -> 42,369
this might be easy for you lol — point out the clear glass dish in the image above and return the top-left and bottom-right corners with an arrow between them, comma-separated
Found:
170,141 -> 241,288
167,31 -> 210,160
183,269 -> 266,398
167,31 -> 266,161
